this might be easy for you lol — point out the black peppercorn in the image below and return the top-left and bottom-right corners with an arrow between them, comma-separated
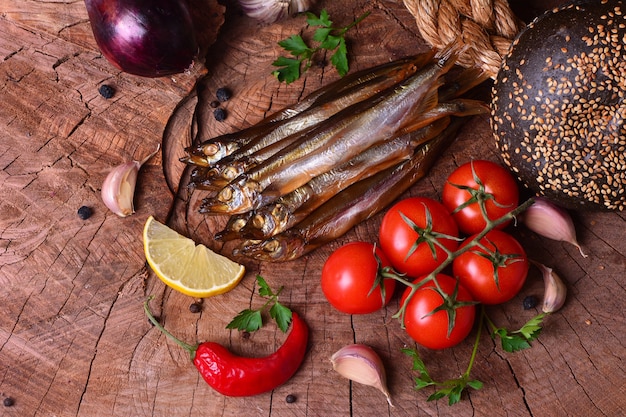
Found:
189,302 -> 202,313
77,206 -> 93,220
213,108 -> 227,122
98,84 -> 115,99
285,394 -> 296,403
216,87 -> 232,102
523,295 -> 538,310
3,397 -> 14,407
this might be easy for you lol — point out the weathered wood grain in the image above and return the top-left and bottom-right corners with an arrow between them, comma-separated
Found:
0,1 -> 624,416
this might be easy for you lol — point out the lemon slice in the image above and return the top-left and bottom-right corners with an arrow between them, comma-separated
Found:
143,216 -> 245,297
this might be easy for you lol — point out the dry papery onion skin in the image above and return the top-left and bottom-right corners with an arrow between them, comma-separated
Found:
491,0 -> 626,211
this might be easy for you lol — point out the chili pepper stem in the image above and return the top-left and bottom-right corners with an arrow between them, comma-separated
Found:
144,296 -> 198,360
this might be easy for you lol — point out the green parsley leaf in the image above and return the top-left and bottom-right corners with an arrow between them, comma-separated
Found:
414,377 -> 434,390
448,385 -> 463,405
307,9 -> 331,27
402,347 -> 435,389
403,345 -> 483,405
271,57 -> 302,84
313,27 -> 332,44
226,309 -> 263,332
491,313 -> 546,352
273,10 -> 369,83
226,275 -> 293,333
402,348 -> 427,373
321,34 -> 342,52
467,379 -> 484,390
270,302 -> 292,333
515,313 -> 545,341
277,35 -> 311,58
428,390 -> 448,402
492,327 -> 531,352
256,275 -> 273,298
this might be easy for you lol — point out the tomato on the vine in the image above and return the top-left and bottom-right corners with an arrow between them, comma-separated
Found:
442,160 -> 519,235
321,242 -> 397,314
400,274 -> 476,350
453,229 -> 529,305
378,197 -> 459,278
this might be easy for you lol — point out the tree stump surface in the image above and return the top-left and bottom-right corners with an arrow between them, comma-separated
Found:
0,1 -> 624,416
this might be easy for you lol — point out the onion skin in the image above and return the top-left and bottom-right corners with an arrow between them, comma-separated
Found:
84,0 -> 198,77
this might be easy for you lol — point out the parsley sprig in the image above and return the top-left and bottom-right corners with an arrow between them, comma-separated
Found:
489,312 -> 546,352
403,306 -> 546,405
272,10 -> 370,84
403,342 -> 483,405
402,307 -> 485,406
226,275 -> 292,333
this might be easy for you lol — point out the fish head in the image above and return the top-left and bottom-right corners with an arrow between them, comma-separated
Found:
180,154 -> 212,166
243,212 -> 278,240
236,235 -> 304,262
222,164 -> 244,182
194,141 -> 238,165
240,203 -> 290,239
201,181 -> 260,214
215,213 -> 252,241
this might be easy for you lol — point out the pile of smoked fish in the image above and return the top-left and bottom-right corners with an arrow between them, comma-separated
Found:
182,48 -> 489,262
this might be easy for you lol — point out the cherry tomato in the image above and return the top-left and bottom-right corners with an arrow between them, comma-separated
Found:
453,229 -> 529,305
379,197 -> 459,278
321,242 -> 396,314
400,274 -> 476,350
442,160 -> 519,235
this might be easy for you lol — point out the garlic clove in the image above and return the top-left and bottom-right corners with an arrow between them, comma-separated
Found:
331,344 -> 393,407
532,260 -> 567,313
101,145 -> 160,217
521,197 -> 587,258
238,0 -> 312,25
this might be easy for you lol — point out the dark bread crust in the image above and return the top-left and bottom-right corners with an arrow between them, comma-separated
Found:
491,0 -> 626,211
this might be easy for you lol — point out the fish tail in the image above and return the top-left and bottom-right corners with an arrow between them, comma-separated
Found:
446,99 -> 491,117
434,42 -> 465,71
439,66 -> 491,101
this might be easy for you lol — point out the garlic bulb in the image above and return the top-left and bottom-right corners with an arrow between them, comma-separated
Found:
532,261 -> 567,313
521,197 -> 587,258
238,0 -> 312,25
331,344 -> 393,407
101,145 -> 160,217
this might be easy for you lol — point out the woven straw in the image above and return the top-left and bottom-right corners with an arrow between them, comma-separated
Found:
403,0 -> 524,77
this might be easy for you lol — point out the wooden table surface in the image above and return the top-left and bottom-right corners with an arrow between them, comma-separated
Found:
1,1 -> 624,416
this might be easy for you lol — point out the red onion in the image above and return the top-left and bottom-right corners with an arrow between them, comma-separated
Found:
84,0 -> 198,77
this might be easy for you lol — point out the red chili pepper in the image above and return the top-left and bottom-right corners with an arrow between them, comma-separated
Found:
193,312 -> 308,396
144,298 -> 309,397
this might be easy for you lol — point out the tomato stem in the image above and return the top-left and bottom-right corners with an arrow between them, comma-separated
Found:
393,198 -> 535,327
449,160 -> 514,218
